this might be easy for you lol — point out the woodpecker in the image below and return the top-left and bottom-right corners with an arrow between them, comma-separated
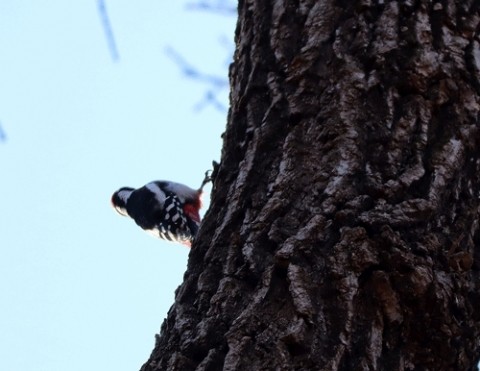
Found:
111,175 -> 210,246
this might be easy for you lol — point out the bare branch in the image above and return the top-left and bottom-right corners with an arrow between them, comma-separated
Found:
165,46 -> 229,112
185,0 -> 236,15
165,47 -> 227,87
0,122 -> 6,142
97,0 -> 120,62
193,90 -> 227,112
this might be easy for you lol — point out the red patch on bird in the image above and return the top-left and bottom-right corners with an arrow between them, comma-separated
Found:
183,191 -> 202,223
183,203 -> 201,223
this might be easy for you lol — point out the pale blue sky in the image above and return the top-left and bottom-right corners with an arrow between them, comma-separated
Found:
0,1 -> 235,370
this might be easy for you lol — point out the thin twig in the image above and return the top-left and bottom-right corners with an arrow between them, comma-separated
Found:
165,47 -> 227,88
185,0 -> 236,14
0,122 -> 6,142
97,0 -> 120,62
165,46 -> 229,112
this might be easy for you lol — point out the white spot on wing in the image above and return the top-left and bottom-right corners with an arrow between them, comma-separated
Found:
162,181 -> 198,203
145,182 -> 167,204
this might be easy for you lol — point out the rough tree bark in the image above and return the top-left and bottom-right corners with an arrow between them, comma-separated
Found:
142,1 -> 480,370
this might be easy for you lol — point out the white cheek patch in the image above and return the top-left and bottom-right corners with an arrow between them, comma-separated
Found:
114,205 -> 129,217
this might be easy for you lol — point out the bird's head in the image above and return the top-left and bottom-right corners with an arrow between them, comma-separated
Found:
111,187 -> 134,217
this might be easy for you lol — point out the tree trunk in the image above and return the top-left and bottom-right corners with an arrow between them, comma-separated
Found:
142,1 -> 480,370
